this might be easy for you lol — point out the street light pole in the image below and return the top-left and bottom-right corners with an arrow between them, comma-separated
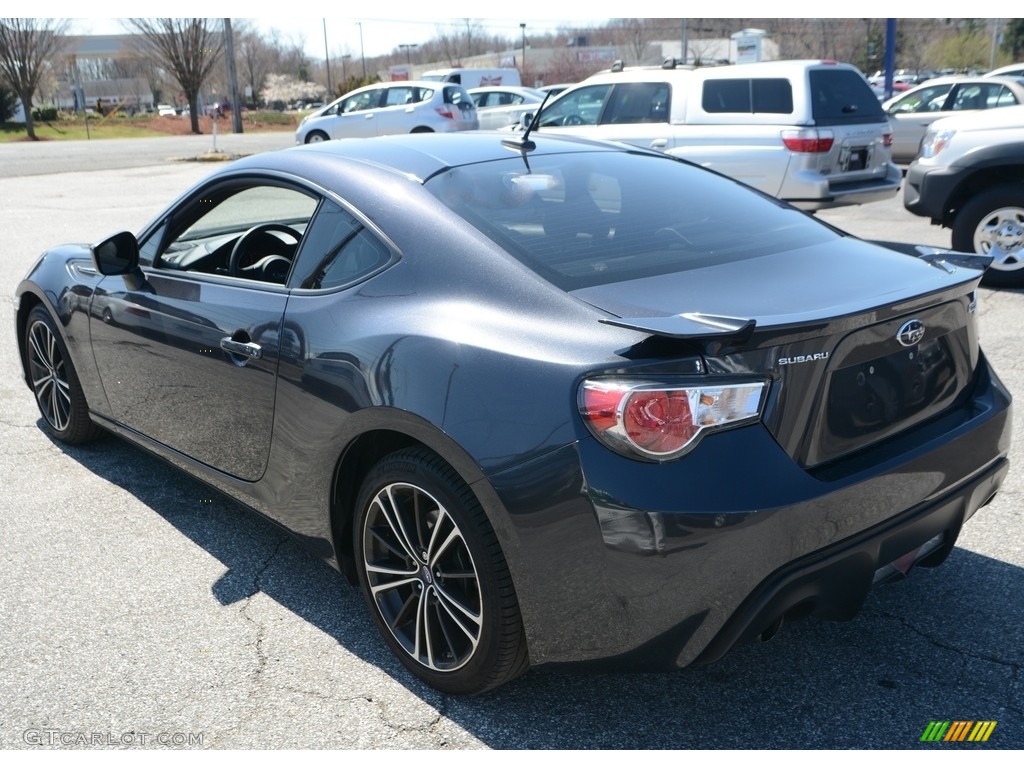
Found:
520,23 -> 526,75
323,18 -> 332,95
357,21 -> 367,78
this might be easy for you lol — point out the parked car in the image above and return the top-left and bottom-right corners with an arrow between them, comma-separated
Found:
985,63 -> 1024,79
882,76 -> 1024,163
156,104 -> 177,117
295,81 -> 478,143
904,104 -> 1024,286
537,83 -> 575,98
514,59 -> 902,211
468,85 -> 545,130
15,132 -> 1011,695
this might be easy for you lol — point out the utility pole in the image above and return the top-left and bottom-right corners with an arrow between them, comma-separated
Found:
223,18 -> 242,134
520,23 -> 526,75
357,21 -> 367,78
323,19 -> 332,96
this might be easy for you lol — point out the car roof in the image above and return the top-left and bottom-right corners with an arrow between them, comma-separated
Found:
232,131 -> 651,186
986,63 -> 1024,77
583,58 -> 861,84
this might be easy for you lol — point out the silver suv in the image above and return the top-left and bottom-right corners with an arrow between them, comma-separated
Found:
295,81 -> 478,143
522,59 -> 901,211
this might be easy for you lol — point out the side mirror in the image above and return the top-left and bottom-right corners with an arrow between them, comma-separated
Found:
519,112 -> 534,128
91,231 -> 139,276
92,231 -> 150,292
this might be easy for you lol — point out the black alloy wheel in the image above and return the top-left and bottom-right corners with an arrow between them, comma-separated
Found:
24,306 -> 103,444
354,447 -> 529,694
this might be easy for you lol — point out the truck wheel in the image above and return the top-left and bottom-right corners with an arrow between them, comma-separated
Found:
952,184 -> 1024,287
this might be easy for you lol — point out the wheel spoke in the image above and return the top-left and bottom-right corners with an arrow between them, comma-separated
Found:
425,506 -> 454,565
372,490 -> 418,564
28,328 -> 48,368
433,581 -> 482,631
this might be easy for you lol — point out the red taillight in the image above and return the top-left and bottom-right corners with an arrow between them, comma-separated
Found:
580,380 -> 766,461
781,129 -> 834,153
623,390 -> 697,454
882,132 -> 893,147
435,106 -> 456,119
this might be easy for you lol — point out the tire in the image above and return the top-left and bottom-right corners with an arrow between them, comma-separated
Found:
304,130 -> 329,144
952,184 -> 1024,288
410,126 -> 434,133
24,306 -> 103,444
354,447 -> 529,694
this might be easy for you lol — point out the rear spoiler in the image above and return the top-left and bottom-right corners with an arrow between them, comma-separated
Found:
870,241 -> 993,274
599,312 -> 755,340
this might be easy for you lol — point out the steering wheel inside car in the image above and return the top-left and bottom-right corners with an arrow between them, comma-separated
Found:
562,114 -> 585,126
229,223 -> 302,277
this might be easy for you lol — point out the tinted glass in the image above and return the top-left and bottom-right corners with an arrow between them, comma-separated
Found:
603,82 -> 670,124
426,151 -> 836,291
702,79 -> 792,114
292,200 -> 391,290
810,69 -> 886,124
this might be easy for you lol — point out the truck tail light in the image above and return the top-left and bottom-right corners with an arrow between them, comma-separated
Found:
781,129 -> 835,153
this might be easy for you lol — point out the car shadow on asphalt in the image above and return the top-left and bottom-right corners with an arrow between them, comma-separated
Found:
48,427 -> 1024,749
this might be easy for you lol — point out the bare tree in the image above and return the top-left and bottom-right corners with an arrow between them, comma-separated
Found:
125,18 -> 223,134
235,24 -> 274,106
0,18 -> 68,140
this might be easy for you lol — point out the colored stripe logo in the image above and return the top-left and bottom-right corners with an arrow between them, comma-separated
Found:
920,721 -> 997,742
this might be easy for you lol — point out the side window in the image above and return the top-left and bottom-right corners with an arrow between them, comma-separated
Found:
290,200 -> 392,291
702,79 -> 791,114
138,221 -> 167,267
751,79 -> 793,113
703,79 -> 750,112
342,89 -> 380,112
602,82 -> 670,124
444,86 -> 469,106
538,84 -> 612,127
384,86 -> 418,106
994,85 -> 1019,107
951,85 -> 987,111
157,185 -> 318,283
889,85 -> 950,113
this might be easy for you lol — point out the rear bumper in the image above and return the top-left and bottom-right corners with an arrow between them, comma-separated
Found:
487,356 -> 1012,668
694,454 -> 1007,665
785,162 -> 903,211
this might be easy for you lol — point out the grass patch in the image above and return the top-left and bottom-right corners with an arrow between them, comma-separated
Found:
0,110 -> 297,142
0,117 -> 164,141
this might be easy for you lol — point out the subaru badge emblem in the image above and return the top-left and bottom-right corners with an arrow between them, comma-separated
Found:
897,319 -> 925,347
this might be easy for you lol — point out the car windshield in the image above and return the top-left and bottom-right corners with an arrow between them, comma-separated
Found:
425,151 -> 837,290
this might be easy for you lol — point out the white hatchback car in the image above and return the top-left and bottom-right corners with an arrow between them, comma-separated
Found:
295,81 -> 478,144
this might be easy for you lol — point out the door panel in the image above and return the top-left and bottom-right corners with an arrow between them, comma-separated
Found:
90,273 -> 287,481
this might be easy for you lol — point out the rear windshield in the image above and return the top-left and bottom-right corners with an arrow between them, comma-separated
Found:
425,151 -> 837,291
810,69 -> 886,125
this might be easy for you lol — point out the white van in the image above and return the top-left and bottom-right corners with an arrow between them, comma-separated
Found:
421,67 -> 521,87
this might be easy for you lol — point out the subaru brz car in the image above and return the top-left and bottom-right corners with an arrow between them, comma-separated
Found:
14,132 -> 1011,694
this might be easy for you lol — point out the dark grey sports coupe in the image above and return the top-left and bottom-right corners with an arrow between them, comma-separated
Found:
14,132 -> 1012,694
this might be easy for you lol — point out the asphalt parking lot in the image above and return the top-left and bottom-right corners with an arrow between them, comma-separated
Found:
1,140 -> 1021,749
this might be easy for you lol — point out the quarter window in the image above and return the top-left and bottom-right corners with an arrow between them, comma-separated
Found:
292,200 -> 392,290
